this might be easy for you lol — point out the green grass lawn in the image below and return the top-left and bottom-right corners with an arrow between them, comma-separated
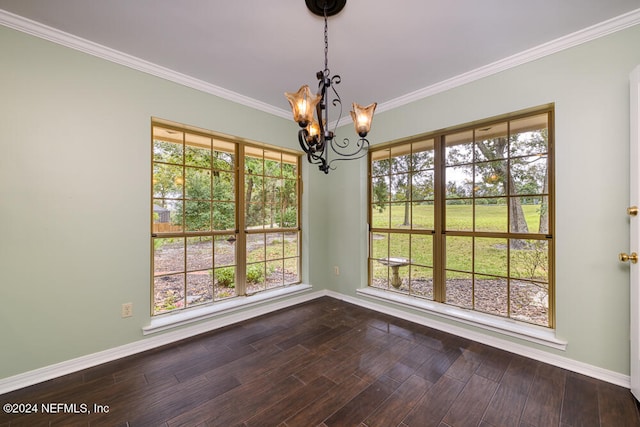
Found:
371,204 -> 548,281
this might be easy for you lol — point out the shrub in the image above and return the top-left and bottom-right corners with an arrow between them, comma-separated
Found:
215,268 -> 235,287
246,264 -> 264,284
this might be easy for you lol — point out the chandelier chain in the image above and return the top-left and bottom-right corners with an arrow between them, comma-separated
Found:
324,4 -> 328,74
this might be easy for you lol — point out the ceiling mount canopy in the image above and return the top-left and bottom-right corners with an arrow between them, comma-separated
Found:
305,0 -> 346,16
286,0 -> 376,174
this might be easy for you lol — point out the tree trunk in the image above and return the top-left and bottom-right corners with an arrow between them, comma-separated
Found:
538,165 -> 549,234
475,139 -> 529,248
245,175 -> 254,225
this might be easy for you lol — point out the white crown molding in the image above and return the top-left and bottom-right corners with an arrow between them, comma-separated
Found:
3,7 -> 640,126
375,7 -> 640,115
0,8 -> 292,120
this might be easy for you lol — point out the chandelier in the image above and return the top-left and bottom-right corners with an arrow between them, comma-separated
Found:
285,0 -> 376,174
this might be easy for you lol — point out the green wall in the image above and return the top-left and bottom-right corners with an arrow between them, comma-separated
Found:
0,25 -> 325,379
1,20 -> 640,380
326,25 -> 640,375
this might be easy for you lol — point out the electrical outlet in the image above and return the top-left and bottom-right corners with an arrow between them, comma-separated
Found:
121,302 -> 133,318
334,266 -> 340,276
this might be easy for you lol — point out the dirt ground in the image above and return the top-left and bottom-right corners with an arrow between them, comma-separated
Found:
154,237 -> 548,326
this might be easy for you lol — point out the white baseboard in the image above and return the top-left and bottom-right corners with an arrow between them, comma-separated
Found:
0,289 -> 325,395
0,289 -> 630,395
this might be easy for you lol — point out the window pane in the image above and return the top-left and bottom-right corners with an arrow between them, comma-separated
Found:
154,273 -> 184,314
411,234 -> 432,267
264,203 -> 281,228
284,258 -> 299,284
511,197 -> 548,234
372,204 -> 390,229
412,139 -> 435,170
372,153 -> 391,176
187,236 -> 212,271
246,263 -> 266,293
510,155 -> 547,195
510,239 -> 548,282
214,267 -> 235,300
475,199 -> 508,232
184,201 -> 211,232
267,232 -> 284,260
281,179 -> 298,227
371,232 -> 389,260
446,165 -> 473,198
282,158 -> 297,178
410,265 -> 433,299
475,238 -> 507,276
245,148 -> 264,174
264,151 -> 282,177
411,203 -> 434,230
152,200 -> 183,233
446,201 -> 473,231
446,236 -> 472,271
284,231 -> 299,257
213,171 -> 234,201
412,169 -> 434,201
213,149 -> 234,171
474,122 -> 508,161
510,280 -> 548,326
391,174 -> 410,202
185,136 -> 212,168
389,233 -> 410,260
246,203 -> 264,229
187,271 -> 212,306
474,275 -> 507,317
390,203 -> 410,229
391,143 -> 411,172
445,130 -> 473,165
266,260 -> 284,289
371,260 -> 389,290
153,163 -> 183,199
474,160 -> 507,197
153,128 -> 183,164
185,167 -> 211,199
372,175 -> 390,214
510,113 -> 548,157
246,233 -> 265,263
154,238 -> 184,275
213,202 -> 235,231
446,271 -> 472,309
214,235 -> 236,267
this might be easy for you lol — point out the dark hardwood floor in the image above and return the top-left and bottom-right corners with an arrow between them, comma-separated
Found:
1,296 -> 639,426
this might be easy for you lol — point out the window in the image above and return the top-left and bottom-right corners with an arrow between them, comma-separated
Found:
369,106 -> 553,327
152,121 -> 301,315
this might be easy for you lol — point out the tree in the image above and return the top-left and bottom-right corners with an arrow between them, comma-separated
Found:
389,150 -> 434,227
475,138 -> 529,235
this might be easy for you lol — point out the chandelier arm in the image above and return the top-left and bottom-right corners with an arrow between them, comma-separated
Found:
326,140 -> 370,170
330,136 -> 370,157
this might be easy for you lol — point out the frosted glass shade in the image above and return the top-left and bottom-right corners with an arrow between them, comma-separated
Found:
350,102 -> 377,137
284,85 -> 321,127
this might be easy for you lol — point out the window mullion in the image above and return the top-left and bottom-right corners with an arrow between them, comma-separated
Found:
433,134 -> 445,302
236,145 -> 247,296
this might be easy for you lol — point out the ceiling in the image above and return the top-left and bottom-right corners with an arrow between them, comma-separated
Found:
1,0 -> 639,121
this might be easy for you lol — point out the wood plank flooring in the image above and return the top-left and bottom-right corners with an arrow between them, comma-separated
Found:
1,296 -> 639,426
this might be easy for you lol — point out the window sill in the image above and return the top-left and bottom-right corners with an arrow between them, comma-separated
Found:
356,287 -> 567,350
143,284 -> 312,335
